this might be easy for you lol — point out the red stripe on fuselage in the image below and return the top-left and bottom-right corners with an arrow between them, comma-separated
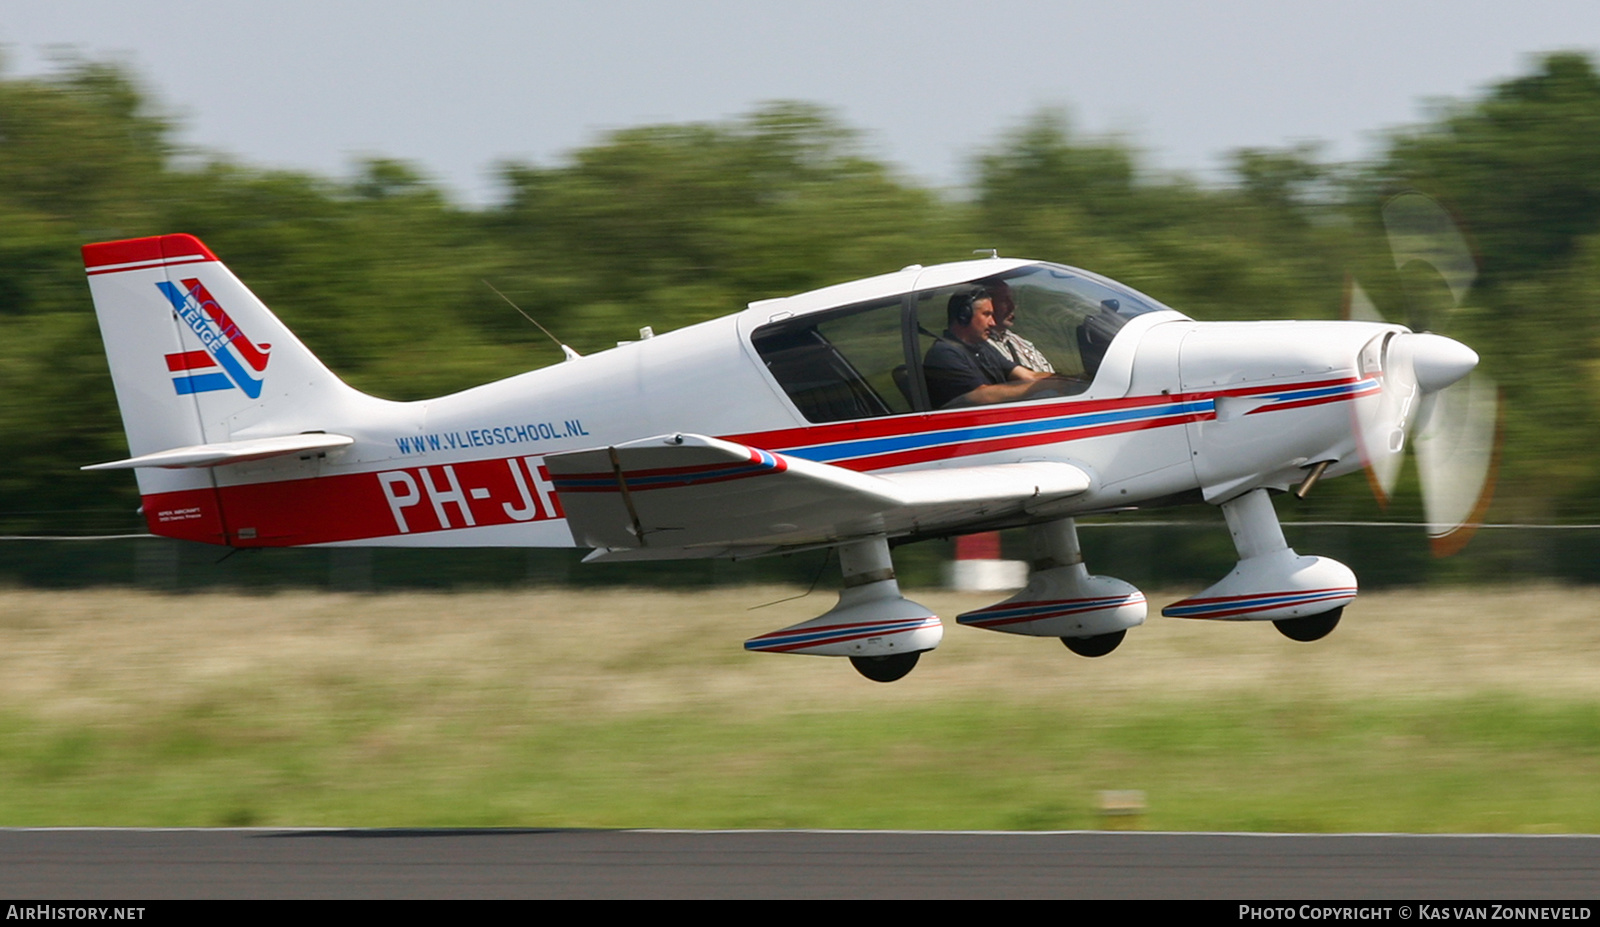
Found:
555,447 -> 786,492
727,375 -> 1366,470
1245,383 -> 1382,416
729,376 -> 1365,449
142,375 -> 1370,547
724,389 -> 1191,453
141,456 -> 565,546
821,410 -> 1213,472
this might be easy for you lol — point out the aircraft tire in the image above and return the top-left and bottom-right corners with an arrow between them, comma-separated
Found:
849,652 -> 921,683
1060,629 -> 1126,657
1273,607 -> 1343,642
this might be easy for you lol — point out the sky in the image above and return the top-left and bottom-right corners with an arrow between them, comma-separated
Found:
5,1 -> 1600,205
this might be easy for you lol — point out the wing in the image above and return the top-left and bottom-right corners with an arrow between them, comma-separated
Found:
544,433 -> 1090,559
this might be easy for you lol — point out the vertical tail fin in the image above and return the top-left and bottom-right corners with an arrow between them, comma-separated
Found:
83,234 -> 367,541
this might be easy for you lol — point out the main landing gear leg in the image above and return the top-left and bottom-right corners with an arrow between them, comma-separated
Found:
955,518 -> 1146,656
743,535 -> 942,682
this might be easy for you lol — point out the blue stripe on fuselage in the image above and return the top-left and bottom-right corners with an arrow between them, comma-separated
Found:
785,399 -> 1213,463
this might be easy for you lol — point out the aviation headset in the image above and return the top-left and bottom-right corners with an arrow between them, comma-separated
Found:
947,287 -> 991,328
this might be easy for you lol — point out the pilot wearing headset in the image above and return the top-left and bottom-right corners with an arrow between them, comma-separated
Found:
923,287 -> 1056,408
985,279 -> 1055,373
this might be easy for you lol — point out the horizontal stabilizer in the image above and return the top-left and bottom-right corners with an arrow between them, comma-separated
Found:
545,433 -> 1090,553
82,433 -> 355,471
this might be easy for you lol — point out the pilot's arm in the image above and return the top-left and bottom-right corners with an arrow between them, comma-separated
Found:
955,368 -> 1063,405
926,340 -> 1059,407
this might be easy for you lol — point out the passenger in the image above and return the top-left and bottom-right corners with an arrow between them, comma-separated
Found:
984,280 -> 1055,373
923,288 -> 1056,408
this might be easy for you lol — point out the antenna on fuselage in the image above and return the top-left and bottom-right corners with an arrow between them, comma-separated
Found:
973,248 -> 1000,259
482,280 -> 581,361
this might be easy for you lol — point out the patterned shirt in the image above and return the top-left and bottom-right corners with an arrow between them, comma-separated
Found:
991,330 -> 1055,373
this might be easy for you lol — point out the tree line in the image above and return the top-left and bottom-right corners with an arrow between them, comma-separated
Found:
2,52 -> 1597,553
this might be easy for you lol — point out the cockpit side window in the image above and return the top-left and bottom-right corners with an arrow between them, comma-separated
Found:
752,298 -> 912,424
754,263 -> 1168,420
913,264 -> 1165,410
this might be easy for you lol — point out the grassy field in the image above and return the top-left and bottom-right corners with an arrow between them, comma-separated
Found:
1,584 -> 1596,832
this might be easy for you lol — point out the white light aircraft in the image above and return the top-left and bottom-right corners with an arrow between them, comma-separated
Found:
82,200 -> 1496,682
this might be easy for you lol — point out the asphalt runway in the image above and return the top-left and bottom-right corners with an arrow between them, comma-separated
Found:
3,829 -> 1598,899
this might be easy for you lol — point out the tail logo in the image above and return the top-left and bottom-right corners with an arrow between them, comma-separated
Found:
156,279 -> 271,399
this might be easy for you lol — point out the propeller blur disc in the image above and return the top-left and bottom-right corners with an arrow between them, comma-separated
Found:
1347,192 -> 1500,556
1382,192 -> 1479,330
1415,372 -> 1502,557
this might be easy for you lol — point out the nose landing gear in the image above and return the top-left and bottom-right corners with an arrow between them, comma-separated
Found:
1163,489 -> 1356,636
1273,607 -> 1344,642
1061,629 -> 1127,657
849,652 -> 922,683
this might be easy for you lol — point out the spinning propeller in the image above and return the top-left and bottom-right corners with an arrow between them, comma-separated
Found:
1347,192 -> 1502,556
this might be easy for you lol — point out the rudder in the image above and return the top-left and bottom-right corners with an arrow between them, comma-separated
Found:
84,234 -> 364,542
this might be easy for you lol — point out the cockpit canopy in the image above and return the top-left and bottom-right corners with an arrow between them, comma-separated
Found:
752,262 -> 1170,424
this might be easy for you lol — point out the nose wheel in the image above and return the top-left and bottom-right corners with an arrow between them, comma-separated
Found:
1061,629 -> 1126,657
1273,607 -> 1344,642
850,652 -> 922,683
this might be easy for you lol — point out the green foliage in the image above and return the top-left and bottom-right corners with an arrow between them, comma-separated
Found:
491,101 -> 959,353
973,112 -> 1348,325
0,59 -> 169,227
2,54 -> 1600,555
1384,53 -> 1600,283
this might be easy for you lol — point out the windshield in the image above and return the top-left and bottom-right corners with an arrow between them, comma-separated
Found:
982,263 -> 1168,374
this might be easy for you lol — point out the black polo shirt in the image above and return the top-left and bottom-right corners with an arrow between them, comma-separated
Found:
923,331 -> 1018,408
